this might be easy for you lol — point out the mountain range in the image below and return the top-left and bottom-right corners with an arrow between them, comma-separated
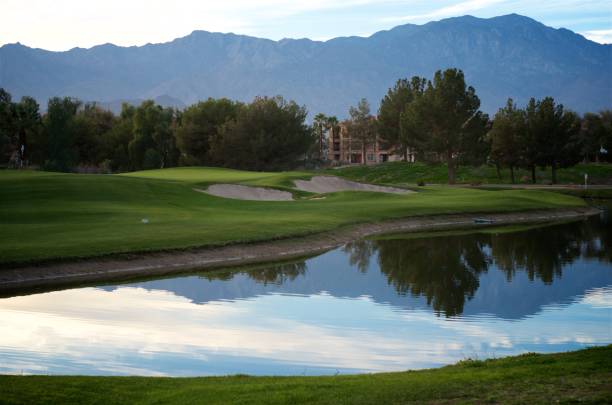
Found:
0,14 -> 610,117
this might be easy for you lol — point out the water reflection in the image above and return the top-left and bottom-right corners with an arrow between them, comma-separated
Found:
341,216 -> 611,316
188,215 -> 611,318
0,213 -> 610,376
360,235 -> 490,316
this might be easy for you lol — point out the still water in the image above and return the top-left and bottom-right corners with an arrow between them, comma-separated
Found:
1,213 -> 610,376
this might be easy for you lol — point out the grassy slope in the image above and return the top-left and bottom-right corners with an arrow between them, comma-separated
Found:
0,167 -> 585,265
330,162 -> 612,186
1,346 -> 610,404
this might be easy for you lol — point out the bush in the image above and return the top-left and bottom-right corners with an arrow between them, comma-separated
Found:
417,180 -> 426,186
100,159 -> 113,174
143,148 -> 161,169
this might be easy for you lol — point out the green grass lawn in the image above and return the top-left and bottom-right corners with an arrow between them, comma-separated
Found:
330,161 -> 612,186
0,167 -> 586,265
1,346 -> 609,404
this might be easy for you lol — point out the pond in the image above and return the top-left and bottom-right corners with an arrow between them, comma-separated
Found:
1,211 -> 610,376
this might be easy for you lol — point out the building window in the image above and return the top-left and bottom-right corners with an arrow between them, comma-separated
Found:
367,153 -> 375,161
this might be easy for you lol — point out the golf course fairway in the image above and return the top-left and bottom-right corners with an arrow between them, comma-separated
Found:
0,167 -> 586,265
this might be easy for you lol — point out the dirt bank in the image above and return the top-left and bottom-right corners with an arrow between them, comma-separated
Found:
0,207 -> 599,295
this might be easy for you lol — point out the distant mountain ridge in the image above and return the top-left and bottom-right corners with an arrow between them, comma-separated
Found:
0,14 -> 610,116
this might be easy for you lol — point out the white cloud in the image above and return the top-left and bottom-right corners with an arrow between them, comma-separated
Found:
0,0 -> 391,50
1,1 -> 610,49
382,0 -> 507,23
580,29 -> 612,44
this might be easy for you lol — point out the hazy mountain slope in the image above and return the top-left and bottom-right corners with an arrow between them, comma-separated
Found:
0,14 -> 610,116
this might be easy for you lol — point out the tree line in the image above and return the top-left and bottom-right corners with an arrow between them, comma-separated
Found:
376,68 -> 611,183
1,68 -> 611,181
0,90 -> 314,172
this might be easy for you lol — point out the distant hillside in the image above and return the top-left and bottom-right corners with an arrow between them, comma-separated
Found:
0,14 -> 610,117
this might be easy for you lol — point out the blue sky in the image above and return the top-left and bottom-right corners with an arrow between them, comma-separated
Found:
2,0 -> 611,50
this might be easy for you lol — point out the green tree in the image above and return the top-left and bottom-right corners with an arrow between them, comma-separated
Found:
0,89 -> 15,164
403,69 -> 483,183
523,98 -> 541,183
347,98 -> 377,165
210,96 -> 313,171
458,111 -> 490,167
128,100 -> 177,170
525,97 -> 581,184
580,111 -> 612,163
99,103 -> 135,172
14,96 -> 42,166
44,97 -> 81,172
176,98 -> 241,165
579,113 -> 605,162
379,77 -> 427,160
489,99 -> 526,183
313,113 -> 329,160
600,110 -> 612,163
72,103 -> 115,166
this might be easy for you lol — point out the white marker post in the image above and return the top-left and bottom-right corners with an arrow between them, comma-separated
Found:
584,173 -> 588,190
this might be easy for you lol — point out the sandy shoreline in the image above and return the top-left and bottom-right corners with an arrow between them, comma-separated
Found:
0,207 -> 599,295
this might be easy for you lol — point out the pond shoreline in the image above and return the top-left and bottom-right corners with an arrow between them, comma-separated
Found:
0,207 -> 600,295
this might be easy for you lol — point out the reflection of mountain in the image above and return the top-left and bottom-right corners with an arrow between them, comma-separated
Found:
107,214 -> 612,319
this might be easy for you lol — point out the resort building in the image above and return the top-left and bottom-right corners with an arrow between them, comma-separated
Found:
327,123 -> 415,165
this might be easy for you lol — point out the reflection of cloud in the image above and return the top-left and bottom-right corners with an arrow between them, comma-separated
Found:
1,288 -> 447,374
0,286 -> 610,376
582,287 -> 612,308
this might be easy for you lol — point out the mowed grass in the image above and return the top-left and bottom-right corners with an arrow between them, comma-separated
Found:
121,166 -> 313,189
1,346 -> 610,405
330,161 -> 612,186
0,167 -> 585,265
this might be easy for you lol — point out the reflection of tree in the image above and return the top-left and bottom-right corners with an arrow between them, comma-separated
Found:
343,240 -> 376,273
246,262 -> 307,285
202,262 -> 307,286
349,214 -> 610,317
577,212 -> 612,263
375,236 -> 490,317
195,213 -> 610,317
491,216 -> 611,283
491,227 -> 576,284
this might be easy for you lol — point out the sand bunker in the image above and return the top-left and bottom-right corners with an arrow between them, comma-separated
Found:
293,176 -> 412,194
197,184 -> 293,201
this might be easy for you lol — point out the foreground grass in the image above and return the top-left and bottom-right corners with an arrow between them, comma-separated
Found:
0,167 -> 585,265
1,346 -> 610,404
330,162 -> 612,186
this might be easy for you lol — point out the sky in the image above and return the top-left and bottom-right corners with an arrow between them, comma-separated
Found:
1,0 -> 611,51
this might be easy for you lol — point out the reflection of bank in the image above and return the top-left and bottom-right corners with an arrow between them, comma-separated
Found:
114,215 -> 612,320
